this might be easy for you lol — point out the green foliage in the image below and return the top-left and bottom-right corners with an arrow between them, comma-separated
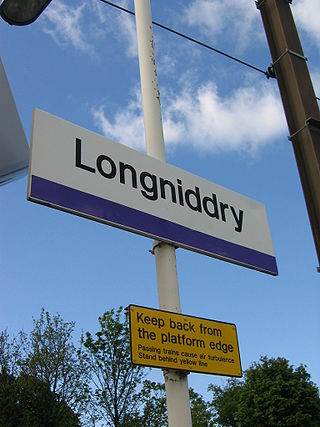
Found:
208,378 -> 242,426
238,356 -> 320,427
0,329 -> 25,377
6,310 -> 319,427
0,309 -> 87,425
0,372 -> 19,427
21,309 -> 89,417
0,372 -> 80,427
209,356 -> 320,427
138,380 -> 168,427
127,381 -> 213,427
189,387 -> 214,427
84,307 -> 146,427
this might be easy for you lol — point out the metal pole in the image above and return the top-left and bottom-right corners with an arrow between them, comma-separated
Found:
134,1 -> 193,426
256,0 -> 320,271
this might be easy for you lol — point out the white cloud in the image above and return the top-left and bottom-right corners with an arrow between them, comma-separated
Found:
42,1 -> 92,54
183,0 -> 261,52
310,69 -> 320,97
92,91 -> 145,150
293,0 -> 320,49
164,82 -> 286,153
92,80 -> 287,154
41,0 -> 137,58
93,0 -> 137,58
119,10 -> 138,58
157,54 -> 178,77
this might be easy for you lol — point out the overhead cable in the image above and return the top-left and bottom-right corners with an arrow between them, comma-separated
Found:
99,0 -> 270,77
99,0 -> 320,100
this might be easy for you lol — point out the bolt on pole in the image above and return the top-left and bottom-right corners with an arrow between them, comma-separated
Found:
133,1 -> 193,425
256,0 -> 320,271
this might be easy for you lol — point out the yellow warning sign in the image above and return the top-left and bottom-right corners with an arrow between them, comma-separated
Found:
129,305 -> 242,377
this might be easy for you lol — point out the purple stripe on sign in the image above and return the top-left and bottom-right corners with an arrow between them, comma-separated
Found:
29,175 -> 278,275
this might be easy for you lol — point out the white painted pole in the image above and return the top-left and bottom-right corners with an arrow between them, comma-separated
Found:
134,1 -> 192,426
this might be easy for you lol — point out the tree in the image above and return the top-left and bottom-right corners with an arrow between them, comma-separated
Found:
84,307 -> 146,427
0,329 -> 25,378
0,309 -> 89,424
0,372 -> 80,427
238,356 -> 320,426
21,309 -> 89,419
128,381 -> 213,427
137,380 -> 168,427
0,371 -> 19,427
208,378 -> 242,427
209,356 -> 320,427
189,387 -> 214,427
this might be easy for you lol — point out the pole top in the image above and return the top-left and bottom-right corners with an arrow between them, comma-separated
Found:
256,0 -> 292,9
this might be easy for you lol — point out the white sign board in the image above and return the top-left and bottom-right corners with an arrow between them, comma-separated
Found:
0,56 -> 29,185
28,109 -> 278,275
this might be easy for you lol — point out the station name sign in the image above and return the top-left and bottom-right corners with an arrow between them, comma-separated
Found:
129,305 -> 242,377
27,109 -> 277,275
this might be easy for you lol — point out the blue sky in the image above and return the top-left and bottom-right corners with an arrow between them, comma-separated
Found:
1,0 -> 320,399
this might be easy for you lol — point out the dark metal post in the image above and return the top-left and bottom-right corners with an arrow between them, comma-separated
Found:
256,0 -> 320,271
